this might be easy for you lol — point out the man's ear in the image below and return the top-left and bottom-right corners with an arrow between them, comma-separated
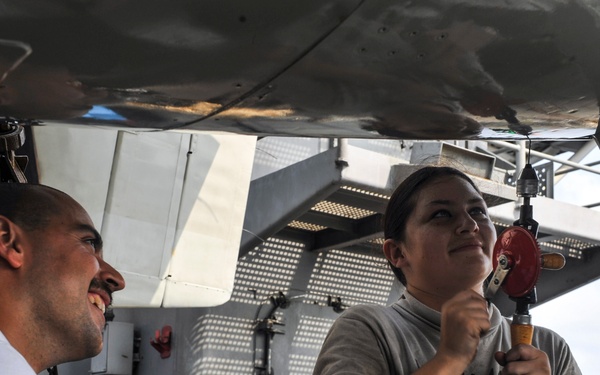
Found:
0,216 -> 25,269
383,239 -> 408,268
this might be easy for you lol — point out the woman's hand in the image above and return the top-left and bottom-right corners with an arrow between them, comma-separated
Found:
495,345 -> 551,375
436,290 -> 491,370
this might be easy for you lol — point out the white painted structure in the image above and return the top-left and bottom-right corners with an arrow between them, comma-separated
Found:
33,126 -> 256,307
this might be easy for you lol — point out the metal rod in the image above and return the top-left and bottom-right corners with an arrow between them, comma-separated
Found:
488,140 -> 600,176
516,140 -> 527,177
555,159 -> 600,176
554,140 -> 597,184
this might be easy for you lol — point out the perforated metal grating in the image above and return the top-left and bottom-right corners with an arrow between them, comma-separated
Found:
291,316 -> 336,351
191,315 -> 254,353
312,201 -> 375,219
231,238 -> 304,304
191,357 -> 254,374
289,353 -> 325,375
340,185 -> 390,200
370,237 -> 385,245
306,249 -> 395,306
254,138 -> 319,173
288,220 -> 327,232
185,315 -> 255,374
539,240 -> 585,260
179,225 -> 401,374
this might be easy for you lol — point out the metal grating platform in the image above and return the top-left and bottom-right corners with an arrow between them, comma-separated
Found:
232,238 -> 304,305
306,249 -> 395,306
187,234 -> 399,374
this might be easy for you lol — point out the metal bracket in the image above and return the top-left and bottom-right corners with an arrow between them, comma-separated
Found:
0,119 -> 28,182
485,254 -> 511,300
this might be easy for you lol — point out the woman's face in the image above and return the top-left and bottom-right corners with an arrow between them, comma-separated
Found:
395,175 -> 496,298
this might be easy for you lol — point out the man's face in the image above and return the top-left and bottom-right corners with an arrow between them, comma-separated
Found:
23,193 -> 125,360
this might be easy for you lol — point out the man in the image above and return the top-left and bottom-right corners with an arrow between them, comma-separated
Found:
0,183 -> 125,374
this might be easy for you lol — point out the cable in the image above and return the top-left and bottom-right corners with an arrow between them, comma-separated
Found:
526,133 -> 532,164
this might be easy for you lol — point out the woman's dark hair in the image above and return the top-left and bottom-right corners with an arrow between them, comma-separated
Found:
383,166 -> 481,285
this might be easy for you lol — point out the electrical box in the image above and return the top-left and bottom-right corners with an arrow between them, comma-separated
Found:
410,142 -> 496,179
91,321 -> 134,375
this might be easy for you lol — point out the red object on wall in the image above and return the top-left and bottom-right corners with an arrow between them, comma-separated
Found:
150,325 -> 172,359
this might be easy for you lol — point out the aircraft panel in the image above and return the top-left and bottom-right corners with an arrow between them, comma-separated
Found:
0,0 -> 599,140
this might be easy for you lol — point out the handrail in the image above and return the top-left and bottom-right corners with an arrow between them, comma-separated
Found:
555,160 -> 600,176
488,140 -> 600,177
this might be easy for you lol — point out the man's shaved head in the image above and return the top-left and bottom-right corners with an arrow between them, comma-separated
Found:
0,183 -> 69,232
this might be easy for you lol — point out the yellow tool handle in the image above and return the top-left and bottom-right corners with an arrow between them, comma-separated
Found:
541,253 -> 565,270
511,322 -> 534,346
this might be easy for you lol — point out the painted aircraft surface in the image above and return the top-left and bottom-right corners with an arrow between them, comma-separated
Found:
3,4 -> 600,373
0,0 -> 599,141
2,0 -> 600,312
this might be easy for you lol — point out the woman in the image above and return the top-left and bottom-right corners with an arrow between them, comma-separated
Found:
313,166 -> 580,374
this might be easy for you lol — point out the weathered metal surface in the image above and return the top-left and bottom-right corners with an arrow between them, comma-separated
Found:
0,0 -> 598,139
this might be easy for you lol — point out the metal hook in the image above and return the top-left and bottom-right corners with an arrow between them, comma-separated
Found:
0,39 -> 32,85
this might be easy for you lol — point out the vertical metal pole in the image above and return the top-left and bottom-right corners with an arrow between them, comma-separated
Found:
336,138 -> 349,167
514,140 -> 527,210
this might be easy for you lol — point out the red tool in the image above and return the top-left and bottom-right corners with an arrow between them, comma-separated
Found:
485,162 -> 565,346
486,226 -> 564,346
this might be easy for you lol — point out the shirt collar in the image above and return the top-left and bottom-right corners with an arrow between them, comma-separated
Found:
396,291 -> 503,334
